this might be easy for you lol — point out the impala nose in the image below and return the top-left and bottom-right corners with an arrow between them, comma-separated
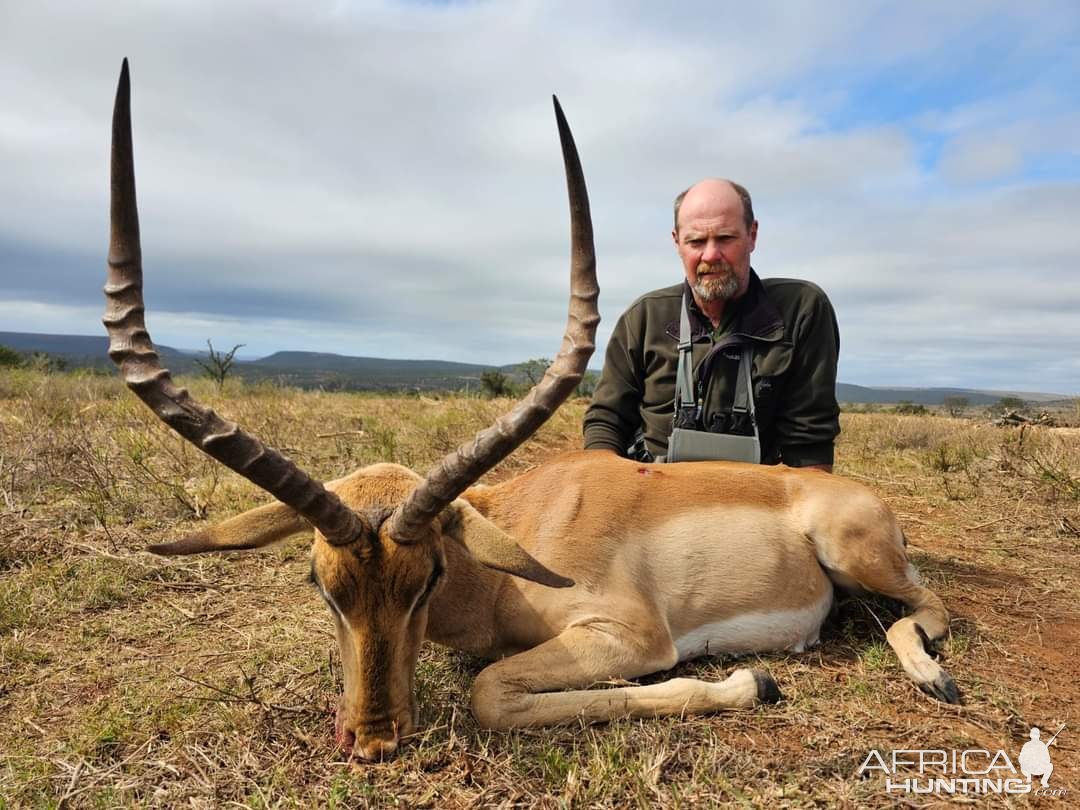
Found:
355,733 -> 399,762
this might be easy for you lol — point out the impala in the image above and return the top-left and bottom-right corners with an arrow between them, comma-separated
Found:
105,61 -> 959,762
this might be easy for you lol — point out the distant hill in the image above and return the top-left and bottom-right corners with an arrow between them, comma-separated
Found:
835,383 -> 1067,406
0,331 -> 197,371
0,332 -> 507,392
1,330 -> 1072,402
245,351 -> 501,391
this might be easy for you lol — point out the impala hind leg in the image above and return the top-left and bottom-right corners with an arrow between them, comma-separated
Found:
880,581 -> 960,703
470,623 -> 781,729
817,523 -> 960,703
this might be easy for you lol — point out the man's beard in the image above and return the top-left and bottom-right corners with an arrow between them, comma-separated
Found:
692,261 -> 741,301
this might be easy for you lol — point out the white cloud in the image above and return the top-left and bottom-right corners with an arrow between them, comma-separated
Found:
938,137 -> 1023,184
0,0 -> 1077,393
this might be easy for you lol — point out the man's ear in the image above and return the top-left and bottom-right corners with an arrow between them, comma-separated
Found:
148,502 -> 310,555
441,500 -> 574,589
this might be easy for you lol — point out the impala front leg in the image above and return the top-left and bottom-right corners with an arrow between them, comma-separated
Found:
470,622 -> 781,729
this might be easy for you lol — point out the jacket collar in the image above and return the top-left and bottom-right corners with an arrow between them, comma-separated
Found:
664,269 -> 785,346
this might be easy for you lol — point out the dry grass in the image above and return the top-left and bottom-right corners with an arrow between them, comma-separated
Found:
2,370 -> 1078,807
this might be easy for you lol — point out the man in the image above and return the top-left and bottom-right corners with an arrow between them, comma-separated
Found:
583,178 -> 839,471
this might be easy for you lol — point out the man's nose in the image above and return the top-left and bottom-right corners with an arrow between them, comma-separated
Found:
702,240 -> 724,263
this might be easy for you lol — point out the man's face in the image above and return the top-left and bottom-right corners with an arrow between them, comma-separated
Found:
672,180 -> 758,305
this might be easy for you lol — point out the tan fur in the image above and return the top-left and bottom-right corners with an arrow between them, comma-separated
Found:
160,451 -> 957,758
472,454 -> 953,701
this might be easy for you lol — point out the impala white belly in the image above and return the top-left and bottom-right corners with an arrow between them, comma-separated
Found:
673,588 -> 833,660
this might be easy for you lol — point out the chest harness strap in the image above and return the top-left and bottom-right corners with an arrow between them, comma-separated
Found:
674,287 -> 760,441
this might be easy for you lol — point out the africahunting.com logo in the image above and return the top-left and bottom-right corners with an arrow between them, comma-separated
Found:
858,724 -> 1068,797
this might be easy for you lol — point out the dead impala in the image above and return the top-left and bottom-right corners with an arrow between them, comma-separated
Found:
105,61 -> 959,762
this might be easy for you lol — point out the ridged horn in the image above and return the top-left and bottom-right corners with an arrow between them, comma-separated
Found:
103,59 -> 370,547
388,96 -> 599,542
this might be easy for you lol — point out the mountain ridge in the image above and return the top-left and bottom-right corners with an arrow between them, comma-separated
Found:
1,331 -> 1071,403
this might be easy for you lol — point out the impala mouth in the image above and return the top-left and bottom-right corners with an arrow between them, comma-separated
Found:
335,700 -> 414,760
334,720 -> 356,752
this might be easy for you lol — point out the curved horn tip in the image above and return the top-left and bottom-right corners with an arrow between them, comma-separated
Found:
551,95 -> 567,124
115,60 -> 131,111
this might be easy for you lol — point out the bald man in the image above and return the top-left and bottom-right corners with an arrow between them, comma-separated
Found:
583,179 -> 839,471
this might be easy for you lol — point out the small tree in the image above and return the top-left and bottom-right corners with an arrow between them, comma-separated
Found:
29,352 -> 67,372
894,401 -> 928,416
575,370 -> 599,398
519,358 -> 552,387
0,345 -> 25,367
479,370 -> 513,398
943,395 -> 969,417
195,339 -> 244,390
989,395 -> 1025,416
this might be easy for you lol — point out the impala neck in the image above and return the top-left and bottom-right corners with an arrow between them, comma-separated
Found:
425,533 -> 506,657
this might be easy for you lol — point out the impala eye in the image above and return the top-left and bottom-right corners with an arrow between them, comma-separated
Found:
415,563 -> 444,609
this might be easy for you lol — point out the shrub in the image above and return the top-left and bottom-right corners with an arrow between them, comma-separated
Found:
894,401 -> 928,416
989,396 -> 1026,416
0,345 -> 25,367
479,370 -> 513,398
943,395 -> 969,417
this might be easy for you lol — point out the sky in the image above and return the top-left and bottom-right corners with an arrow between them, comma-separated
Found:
1,0 -> 1078,393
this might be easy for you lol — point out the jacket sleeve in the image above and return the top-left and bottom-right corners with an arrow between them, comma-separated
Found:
774,286 -> 840,467
583,310 -> 643,454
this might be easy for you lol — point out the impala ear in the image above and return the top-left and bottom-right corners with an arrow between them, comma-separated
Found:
442,500 -> 574,589
148,502 -> 310,555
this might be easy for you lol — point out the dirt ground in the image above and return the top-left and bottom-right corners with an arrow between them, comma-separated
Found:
1,375 -> 1077,807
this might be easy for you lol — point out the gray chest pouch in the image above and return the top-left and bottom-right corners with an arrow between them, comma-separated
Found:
664,288 -> 761,464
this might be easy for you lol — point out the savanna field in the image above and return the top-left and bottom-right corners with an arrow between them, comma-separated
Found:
1,369 -> 1078,808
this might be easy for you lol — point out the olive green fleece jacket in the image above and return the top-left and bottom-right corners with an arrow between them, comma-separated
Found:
583,270 -> 840,466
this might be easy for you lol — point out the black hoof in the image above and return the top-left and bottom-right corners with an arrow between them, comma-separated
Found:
920,672 -> 961,704
752,670 -> 783,704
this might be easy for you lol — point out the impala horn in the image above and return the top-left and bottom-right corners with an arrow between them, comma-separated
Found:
388,97 -> 599,542
103,59 -> 370,547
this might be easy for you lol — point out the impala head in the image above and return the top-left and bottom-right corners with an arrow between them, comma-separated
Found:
311,467 -> 440,760
305,464 -> 572,760
104,60 -> 597,760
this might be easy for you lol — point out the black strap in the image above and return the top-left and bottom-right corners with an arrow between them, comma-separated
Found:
732,346 -> 754,418
732,345 -> 760,445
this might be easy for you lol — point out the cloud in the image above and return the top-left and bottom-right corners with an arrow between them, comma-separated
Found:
0,0 -> 1078,393
938,137 -> 1024,184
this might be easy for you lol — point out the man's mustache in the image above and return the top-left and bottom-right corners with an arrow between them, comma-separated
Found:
697,261 -> 733,276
